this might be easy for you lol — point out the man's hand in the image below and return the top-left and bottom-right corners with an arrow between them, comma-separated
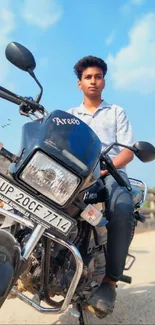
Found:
100,169 -> 108,177
0,201 -> 4,207
100,148 -> 134,177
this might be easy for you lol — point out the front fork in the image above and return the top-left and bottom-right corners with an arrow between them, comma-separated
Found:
0,205 -> 84,313
11,225 -> 83,314
0,223 -> 45,308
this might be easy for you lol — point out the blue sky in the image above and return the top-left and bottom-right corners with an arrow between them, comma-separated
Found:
0,0 -> 154,187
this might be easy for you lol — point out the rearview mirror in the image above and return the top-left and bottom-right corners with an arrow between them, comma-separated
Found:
5,42 -> 36,72
133,141 -> 155,162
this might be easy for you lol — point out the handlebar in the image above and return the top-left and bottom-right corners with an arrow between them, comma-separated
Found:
0,86 -> 44,114
0,90 -> 21,106
100,153 -> 132,191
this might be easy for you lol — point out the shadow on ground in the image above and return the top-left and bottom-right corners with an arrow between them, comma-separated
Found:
53,282 -> 155,325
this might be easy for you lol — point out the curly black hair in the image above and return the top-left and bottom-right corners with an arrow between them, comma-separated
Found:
74,55 -> 107,80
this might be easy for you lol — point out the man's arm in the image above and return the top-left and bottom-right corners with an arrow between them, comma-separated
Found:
100,149 -> 134,176
101,106 -> 134,177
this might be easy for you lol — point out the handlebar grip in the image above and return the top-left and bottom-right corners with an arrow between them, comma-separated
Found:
100,154 -> 132,191
110,165 -> 131,190
0,90 -> 21,106
0,143 -> 16,162
0,89 -> 44,113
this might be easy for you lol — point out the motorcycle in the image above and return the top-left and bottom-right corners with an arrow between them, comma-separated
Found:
0,42 -> 154,324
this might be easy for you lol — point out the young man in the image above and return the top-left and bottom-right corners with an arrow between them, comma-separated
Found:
68,56 -> 135,316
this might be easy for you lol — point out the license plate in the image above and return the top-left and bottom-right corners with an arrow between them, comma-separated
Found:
0,175 -> 73,235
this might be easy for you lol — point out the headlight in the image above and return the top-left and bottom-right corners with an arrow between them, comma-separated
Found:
20,151 -> 80,206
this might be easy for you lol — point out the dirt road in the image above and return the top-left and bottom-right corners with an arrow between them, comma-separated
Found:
0,230 -> 155,324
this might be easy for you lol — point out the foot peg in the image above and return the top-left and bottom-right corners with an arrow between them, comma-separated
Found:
125,253 -> 136,271
119,274 -> 132,284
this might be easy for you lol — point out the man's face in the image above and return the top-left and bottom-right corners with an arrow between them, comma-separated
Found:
78,66 -> 105,97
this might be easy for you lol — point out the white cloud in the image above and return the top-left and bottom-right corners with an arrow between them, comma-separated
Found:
105,30 -> 116,46
107,13 -> 155,95
0,1 -> 16,84
120,0 -> 144,15
21,0 -> 62,29
0,9 -> 15,46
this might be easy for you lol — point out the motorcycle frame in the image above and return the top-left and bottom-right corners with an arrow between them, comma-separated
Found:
0,206 -> 83,314
0,177 -> 148,313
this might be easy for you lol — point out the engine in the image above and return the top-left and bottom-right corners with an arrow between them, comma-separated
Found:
10,224 -> 106,301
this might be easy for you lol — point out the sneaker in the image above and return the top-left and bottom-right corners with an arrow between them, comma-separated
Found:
87,282 -> 117,318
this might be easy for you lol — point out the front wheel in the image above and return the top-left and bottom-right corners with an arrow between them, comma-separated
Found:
0,229 -> 21,308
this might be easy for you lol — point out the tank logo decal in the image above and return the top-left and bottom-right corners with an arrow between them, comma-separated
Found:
52,117 -> 80,126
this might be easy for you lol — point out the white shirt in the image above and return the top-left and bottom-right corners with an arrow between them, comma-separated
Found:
68,100 -> 135,173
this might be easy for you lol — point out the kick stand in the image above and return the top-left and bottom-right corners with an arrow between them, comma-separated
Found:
76,303 -> 88,325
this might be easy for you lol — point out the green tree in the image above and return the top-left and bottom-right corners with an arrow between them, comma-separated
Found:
142,200 -> 150,208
